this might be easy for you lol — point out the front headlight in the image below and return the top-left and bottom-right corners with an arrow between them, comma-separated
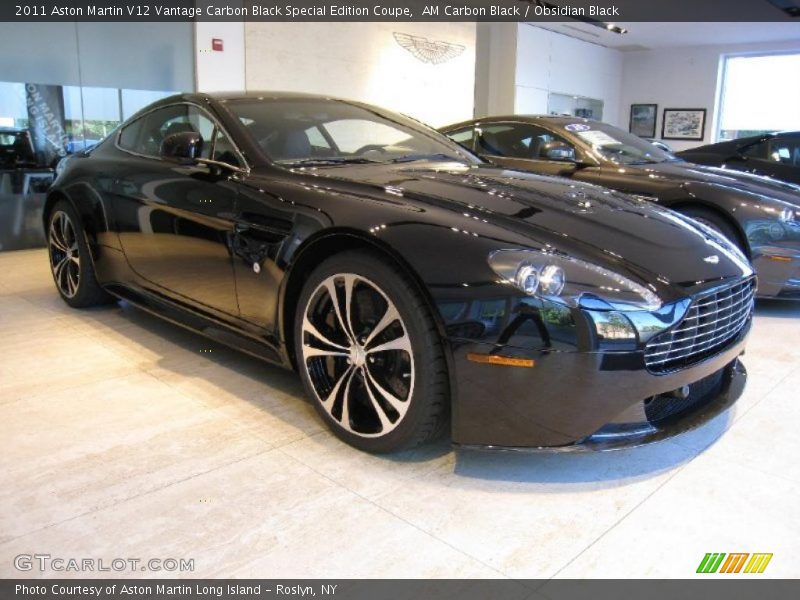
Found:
488,249 -> 662,311
780,207 -> 796,223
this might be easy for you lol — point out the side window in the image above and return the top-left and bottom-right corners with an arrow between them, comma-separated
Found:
447,127 -> 476,150
476,123 -> 575,161
118,104 -> 240,166
305,125 -> 333,156
117,116 -> 146,153
767,137 -> 800,166
211,128 -> 242,167
475,124 -> 515,156
528,125 -> 576,161
152,106 -> 215,159
742,140 -> 769,160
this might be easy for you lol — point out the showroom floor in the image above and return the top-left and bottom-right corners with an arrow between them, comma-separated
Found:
1,248 -> 798,579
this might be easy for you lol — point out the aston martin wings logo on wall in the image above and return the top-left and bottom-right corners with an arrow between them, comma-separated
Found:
393,32 -> 465,65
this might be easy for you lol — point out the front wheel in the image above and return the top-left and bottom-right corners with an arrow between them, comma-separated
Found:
294,251 -> 449,453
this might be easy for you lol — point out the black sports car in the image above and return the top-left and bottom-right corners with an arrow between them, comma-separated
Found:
441,116 -> 800,300
677,131 -> 800,185
46,92 -> 754,452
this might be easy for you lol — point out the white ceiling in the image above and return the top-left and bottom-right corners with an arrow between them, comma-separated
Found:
532,22 -> 800,51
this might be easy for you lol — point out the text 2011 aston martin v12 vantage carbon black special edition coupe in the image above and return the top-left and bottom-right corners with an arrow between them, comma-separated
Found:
441,116 -> 800,300
47,92 -> 754,452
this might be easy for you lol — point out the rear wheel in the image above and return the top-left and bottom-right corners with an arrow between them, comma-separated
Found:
294,250 -> 449,453
678,206 -> 745,253
47,200 -> 115,308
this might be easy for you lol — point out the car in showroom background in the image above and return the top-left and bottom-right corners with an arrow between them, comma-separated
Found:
46,92 -> 754,452
441,116 -> 800,300
677,131 -> 800,185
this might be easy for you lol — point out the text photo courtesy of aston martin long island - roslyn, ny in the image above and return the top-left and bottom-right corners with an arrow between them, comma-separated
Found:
1,0 -> 800,596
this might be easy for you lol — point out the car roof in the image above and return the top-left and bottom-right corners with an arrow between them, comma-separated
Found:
443,114 -> 590,130
151,90 -> 349,107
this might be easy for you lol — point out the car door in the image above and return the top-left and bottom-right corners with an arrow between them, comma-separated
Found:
230,122 -> 332,331
111,103 -> 241,317
471,122 -> 583,177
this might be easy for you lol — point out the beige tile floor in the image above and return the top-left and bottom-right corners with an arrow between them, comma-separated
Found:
1,248 -> 799,579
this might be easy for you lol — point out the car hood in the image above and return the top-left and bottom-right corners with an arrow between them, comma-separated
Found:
616,160 -> 800,207
270,161 -> 753,296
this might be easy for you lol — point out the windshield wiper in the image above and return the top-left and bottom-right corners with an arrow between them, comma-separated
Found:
628,159 -> 662,165
281,157 -> 381,167
388,153 -> 459,164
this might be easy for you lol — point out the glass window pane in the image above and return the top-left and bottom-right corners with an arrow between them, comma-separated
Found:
718,53 -> 800,141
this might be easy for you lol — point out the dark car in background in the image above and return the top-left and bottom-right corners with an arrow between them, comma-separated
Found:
0,127 -> 37,169
441,116 -> 800,299
677,131 -> 800,185
46,92 -> 754,453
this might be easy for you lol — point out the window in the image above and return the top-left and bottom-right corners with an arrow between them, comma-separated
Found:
446,127 -> 475,150
768,136 -> 800,166
225,97 -> 477,165
117,104 -> 240,166
476,123 -> 575,161
117,116 -> 146,152
718,53 -> 800,141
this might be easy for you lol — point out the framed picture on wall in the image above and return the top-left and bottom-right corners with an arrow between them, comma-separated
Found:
629,104 -> 657,138
661,108 -> 707,141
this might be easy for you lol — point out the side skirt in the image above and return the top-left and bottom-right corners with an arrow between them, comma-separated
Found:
103,283 -> 290,369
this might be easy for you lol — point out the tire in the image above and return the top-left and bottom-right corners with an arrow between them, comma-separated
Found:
46,200 -> 115,308
678,206 -> 745,253
294,250 -> 449,453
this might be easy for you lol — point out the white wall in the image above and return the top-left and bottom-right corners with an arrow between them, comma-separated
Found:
243,22 -> 476,128
620,39 -> 800,151
474,23 -> 518,117
514,25 -> 624,126
195,22 -> 246,92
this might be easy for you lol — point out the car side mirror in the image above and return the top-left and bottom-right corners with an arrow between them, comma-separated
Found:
540,141 -> 576,162
160,131 -> 203,165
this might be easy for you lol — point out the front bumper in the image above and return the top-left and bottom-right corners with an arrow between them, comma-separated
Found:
447,323 -> 749,450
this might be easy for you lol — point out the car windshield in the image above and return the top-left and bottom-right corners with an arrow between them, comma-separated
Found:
564,121 -> 679,165
224,97 -> 480,167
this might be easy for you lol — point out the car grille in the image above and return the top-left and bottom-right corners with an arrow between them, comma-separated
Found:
644,278 -> 755,373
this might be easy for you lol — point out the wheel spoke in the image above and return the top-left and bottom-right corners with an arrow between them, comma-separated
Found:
320,365 -> 354,410
66,263 -> 79,296
362,368 -> 394,432
303,345 -> 348,359
366,333 -> 412,356
363,303 -> 400,349
342,274 -> 357,342
339,368 -> 357,433
323,278 -> 353,342
302,317 -> 349,351
53,256 -> 68,287
364,364 -> 409,419
60,213 -> 70,247
49,221 -> 68,251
